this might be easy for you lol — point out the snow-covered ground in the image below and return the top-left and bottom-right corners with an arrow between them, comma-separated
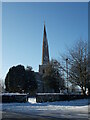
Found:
0,98 -> 89,119
0,93 -> 27,96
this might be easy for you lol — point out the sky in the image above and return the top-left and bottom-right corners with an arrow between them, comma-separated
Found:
2,2 -> 88,80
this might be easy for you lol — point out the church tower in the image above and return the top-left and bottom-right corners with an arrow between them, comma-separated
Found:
39,23 -> 50,74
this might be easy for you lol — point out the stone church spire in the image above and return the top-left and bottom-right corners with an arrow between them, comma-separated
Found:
39,23 -> 50,74
42,23 -> 49,65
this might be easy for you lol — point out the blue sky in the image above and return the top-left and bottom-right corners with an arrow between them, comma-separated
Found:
2,2 -> 88,79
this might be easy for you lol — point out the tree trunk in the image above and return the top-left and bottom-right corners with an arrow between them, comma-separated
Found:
81,86 -> 86,95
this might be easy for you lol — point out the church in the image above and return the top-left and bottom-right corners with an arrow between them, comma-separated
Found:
35,23 -> 50,93
39,23 -> 50,74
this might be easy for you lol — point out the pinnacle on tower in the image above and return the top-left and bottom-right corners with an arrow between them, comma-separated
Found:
42,23 -> 49,65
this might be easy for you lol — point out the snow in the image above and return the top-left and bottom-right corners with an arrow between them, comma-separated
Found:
0,98 -> 89,119
0,93 -> 27,96
28,98 -> 36,103
37,93 -> 64,95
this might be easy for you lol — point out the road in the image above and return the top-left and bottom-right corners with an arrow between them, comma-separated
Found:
1,110 -> 68,120
1,110 -> 89,120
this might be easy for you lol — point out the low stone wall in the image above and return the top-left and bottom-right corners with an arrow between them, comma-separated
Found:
36,93 -> 89,103
1,93 -> 28,103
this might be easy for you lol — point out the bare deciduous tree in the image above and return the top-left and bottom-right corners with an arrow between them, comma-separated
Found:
60,39 -> 88,95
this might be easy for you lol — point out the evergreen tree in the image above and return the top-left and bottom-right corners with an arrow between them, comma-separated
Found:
25,66 -> 37,94
42,59 -> 65,93
5,65 -> 37,94
5,65 -> 26,93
